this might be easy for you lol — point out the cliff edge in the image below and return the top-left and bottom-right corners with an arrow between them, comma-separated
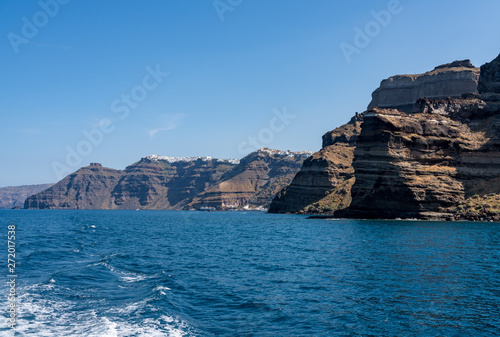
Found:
368,60 -> 479,112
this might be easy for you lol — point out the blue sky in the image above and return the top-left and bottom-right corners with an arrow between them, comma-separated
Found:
1,0 -> 500,186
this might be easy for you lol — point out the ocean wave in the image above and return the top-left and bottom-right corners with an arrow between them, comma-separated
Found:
154,286 -> 172,296
0,286 -> 195,337
95,261 -> 156,283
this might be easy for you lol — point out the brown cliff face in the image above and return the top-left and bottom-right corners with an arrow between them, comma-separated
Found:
24,166 -> 125,209
268,116 -> 362,214
336,94 -> 500,220
111,157 -> 234,210
0,184 -> 54,209
24,157 -> 236,210
368,60 -> 479,113
24,149 -> 307,210
271,54 -> 500,220
190,148 -> 309,210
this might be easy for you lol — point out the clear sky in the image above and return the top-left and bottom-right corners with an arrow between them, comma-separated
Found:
1,0 -> 500,187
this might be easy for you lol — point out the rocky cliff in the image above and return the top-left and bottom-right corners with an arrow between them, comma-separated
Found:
190,148 -> 310,210
337,93 -> 500,220
368,60 -> 480,112
24,149 -> 308,210
268,115 -> 362,214
0,184 -> 54,209
333,54 -> 500,220
271,53 -> 500,220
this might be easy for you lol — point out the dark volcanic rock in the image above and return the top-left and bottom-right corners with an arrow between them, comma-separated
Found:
478,53 -> 500,94
111,157 -> 234,209
434,60 -> 475,70
268,115 -> 362,214
336,95 -> 500,220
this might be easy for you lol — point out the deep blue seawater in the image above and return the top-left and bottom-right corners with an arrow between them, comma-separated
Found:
1,210 -> 500,336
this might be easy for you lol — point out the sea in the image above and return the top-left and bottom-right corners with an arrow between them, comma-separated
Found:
0,210 -> 499,336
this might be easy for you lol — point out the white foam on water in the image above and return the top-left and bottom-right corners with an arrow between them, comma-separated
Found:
154,286 -> 171,292
154,286 -> 171,296
96,316 -> 190,337
120,274 -> 149,283
2,284 -> 196,337
95,261 -> 154,283
106,299 -> 149,315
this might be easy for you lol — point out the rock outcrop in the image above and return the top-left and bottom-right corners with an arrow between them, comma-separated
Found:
268,114 -> 362,214
368,60 -> 480,112
24,149 -> 308,210
336,93 -> 500,220
478,53 -> 500,94
0,184 -> 54,209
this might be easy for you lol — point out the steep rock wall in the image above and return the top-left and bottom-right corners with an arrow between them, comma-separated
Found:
190,149 -> 310,210
368,60 -> 479,113
337,95 -> 500,220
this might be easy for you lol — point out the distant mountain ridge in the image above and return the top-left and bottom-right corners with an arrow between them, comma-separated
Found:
24,148 -> 311,210
0,184 -> 54,209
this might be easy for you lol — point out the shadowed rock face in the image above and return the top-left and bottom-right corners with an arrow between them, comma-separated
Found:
0,184 -> 54,209
368,60 -> 479,113
336,95 -> 500,220
478,53 -> 500,94
24,149 -> 308,210
268,114 -> 362,214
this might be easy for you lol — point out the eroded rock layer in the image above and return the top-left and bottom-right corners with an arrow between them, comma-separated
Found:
337,94 -> 500,220
368,60 -> 479,112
